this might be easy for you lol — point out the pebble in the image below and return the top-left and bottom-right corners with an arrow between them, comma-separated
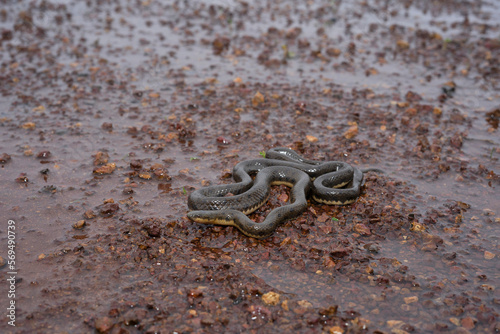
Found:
404,296 -> 418,304
72,220 -> 86,229
483,209 -> 495,216
328,326 -> 344,334
252,91 -> 265,106
0,153 -> 11,163
93,163 -> 116,175
139,172 -> 152,179
306,135 -> 318,143
262,291 -> 280,306
461,316 -> 475,330
484,251 -> 495,260
95,317 -> 113,333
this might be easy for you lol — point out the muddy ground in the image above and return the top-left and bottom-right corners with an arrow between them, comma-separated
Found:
0,0 -> 499,333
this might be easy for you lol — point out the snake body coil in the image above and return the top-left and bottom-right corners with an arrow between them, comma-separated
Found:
187,147 -> 380,239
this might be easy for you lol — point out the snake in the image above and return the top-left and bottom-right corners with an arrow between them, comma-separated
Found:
187,147 -> 382,239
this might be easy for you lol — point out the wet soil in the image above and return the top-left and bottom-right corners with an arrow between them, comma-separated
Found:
0,0 -> 499,333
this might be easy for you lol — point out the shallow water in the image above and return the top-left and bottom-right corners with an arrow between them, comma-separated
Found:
0,0 -> 499,332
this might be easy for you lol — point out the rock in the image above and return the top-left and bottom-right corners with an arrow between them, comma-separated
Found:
99,203 -> 119,217
93,163 -> 116,175
354,223 -> 371,235
251,91 -> 265,107
83,209 -> 96,219
36,151 -> 51,159
404,296 -> 418,304
73,220 -> 86,229
95,316 -> 114,333
461,317 -> 476,330
94,151 -> 109,165
262,292 -> 280,306
0,153 -> 11,163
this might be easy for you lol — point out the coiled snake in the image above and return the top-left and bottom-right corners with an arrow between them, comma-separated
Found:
187,147 -> 382,239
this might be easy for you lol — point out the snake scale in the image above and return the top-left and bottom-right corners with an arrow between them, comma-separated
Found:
187,147 -> 382,239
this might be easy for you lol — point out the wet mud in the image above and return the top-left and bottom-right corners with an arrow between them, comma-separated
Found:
0,0 -> 499,333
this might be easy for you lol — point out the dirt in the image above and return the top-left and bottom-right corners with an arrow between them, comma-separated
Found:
0,0 -> 499,333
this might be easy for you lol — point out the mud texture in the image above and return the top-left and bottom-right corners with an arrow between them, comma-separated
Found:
0,1 -> 499,333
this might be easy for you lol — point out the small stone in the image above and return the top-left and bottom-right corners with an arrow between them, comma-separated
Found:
200,315 -> 215,326
32,105 -> 45,112
94,151 -> 109,165
252,91 -> 265,107
354,223 -> 371,235
262,292 -> 280,306
139,172 -> 152,180
15,173 -> 29,183
401,304 -> 411,311
410,222 -> 426,232
387,320 -> 404,328
83,209 -> 96,219
212,36 -> 230,55
95,317 -> 114,333
405,90 -> 422,102
277,192 -> 288,202
484,251 -> 495,260
421,242 -> 437,252
306,135 -> 318,143
483,209 -> 495,216
449,317 -> 461,326
396,40 -> 409,49
0,153 -> 11,163
316,213 -> 330,223
73,220 -> 86,229
99,203 -> 119,217
93,163 -> 116,175
460,317 -> 475,330
101,122 -> 113,131
36,151 -> 51,159
38,254 -> 46,260
404,296 -> 418,304
343,122 -> 358,139
21,122 -> 36,129
123,187 -> 134,194
329,326 -> 344,334
319,305 -> 338,316
0,256 -> 6,268
297,300 -> 313,308
326,48 -> 341,57
153,168 -> 170,180
130,160 -> 142,170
